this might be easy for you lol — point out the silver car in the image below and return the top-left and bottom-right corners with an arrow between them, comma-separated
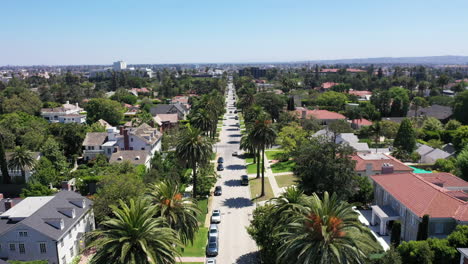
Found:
208,224 -> 219,239
206,259 -> 216,264
211,209 -> 221,223
206,236 -> 218,257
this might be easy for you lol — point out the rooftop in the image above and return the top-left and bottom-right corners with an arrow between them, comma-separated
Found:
1,197 -> 54,220
352,153 -> 412,172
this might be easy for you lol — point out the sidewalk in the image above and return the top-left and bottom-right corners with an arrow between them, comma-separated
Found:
262,153 -> 285,197
177,256 -> 206,263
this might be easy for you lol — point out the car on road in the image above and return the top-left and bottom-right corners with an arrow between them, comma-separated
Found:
206,241 -> 218,256
211,209 -> 221,223
232,151 -> 238,156
234,110 -> 238,113
217,157 -> 224,164
208,224 -> 219,239
214,186 -> 222,196
241,175 -> 249,186
235,116 -> 238,120
216,164 -> 224,171
229,111 -> 232,113
206,258 -> 216,264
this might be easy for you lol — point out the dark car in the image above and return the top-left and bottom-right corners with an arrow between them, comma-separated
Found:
241,175 -> 249,186
234,116 -> 238,120
232,151 -> 238,156
216,164 -> 224,171
214,186 -> 222,196
206,237 -> 218,256
234,110 -> 238,113
217,157 -> 224,164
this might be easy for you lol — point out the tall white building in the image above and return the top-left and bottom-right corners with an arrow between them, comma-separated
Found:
113,60 -> 127,71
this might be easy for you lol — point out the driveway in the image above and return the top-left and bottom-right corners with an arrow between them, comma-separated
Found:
210,82 -> 259,264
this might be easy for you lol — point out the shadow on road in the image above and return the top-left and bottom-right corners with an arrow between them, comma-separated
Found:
224,179 -> 241,187
227,141 -> 240,144
229,134 -> 241,138
223,197 -> 254,208
226,128 -> 238,131
225,164 -> 246,170
235,251 -> 260,264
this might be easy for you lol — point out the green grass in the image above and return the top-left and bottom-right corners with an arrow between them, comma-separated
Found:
271,160 -> 296,173
210,152 -> 216,160
216,127 -> 222,132
265,150 -> 285,160
275,174 -> 298,188
245,157 -> 259,174
177,263 -> 203,264
179,227 -> 208,257
196,198 -> 208,225
249,177 -> 274,202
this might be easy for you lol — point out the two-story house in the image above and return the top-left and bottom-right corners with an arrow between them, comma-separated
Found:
150,103 -> 189,120
351,153 -> 412,177
370,172 -> 468,241
0,191 -> 94,264
0,152 -> 41,183
41,101 -> 86,124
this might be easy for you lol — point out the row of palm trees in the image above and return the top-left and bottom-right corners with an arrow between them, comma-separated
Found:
189,91 -> 225,139
87,180 -> 201,264
0,143 -> 36,184
248,187 -> 382,264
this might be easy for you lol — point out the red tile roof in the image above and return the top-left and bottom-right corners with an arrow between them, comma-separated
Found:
348,90 -> 372,96
321,82 -> 339,89
319,68 -> 366,73
351,153 -> 412,172
294,108 -> 346,120
417,173 -> 468,188
351,118 -> 373,126
371,172 -> 468,221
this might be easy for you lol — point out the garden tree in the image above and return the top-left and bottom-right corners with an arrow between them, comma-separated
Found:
84,98 -> 125,125
8,146 -> 36,182
453,126 -> 468,151
380,120 -> 400,139
426,139 -> 444,149
92,172 -> 145,223
433,158 -> 456,173
369,247 -> 402,264
20,183 -> 54,197
445,119 -> 462,131
391,221 -> 402,246
190,108 -> 212,137
110,88 -> 138,105
87,122 -> 107,132
397,240 -> 434,264
1,90 -> 42,115
40,138 -> 68,172
456,146 -> 468,180
0,112 -> 48,150
276,122 -> 307,154
454,90 -> 468,124
418,81 -> 430,96
300,117 -> 321,133
190,91 -> 225,138
30,157 -> 60,186
294,137 -> 358,200
359,103 -> 381,121
0,134 -> 10,184
328,119 -> 353,141
423,117 -> 444,131
86,199 -> 181,264
132,111 -> 154,127
394,118 -> 416,153
429,95 -> 454,106
426,238 -> 458,264
254,92 -> 286,121
195,163 -> 218,196
48,123 -> 87,159
315,91 -> 348,110
331,83 -> 351,93
144,152 -> 185,184
349,176 -> 373,205
371,89 -> 392,116
417,215 -> 430,241
389,87 -> 410,117
147,180 -> 201,244
286,96 -> 295,111
244,105 -> 264,124
175,125 -> 213,198
277,192 -> 381,264
411,96 -> 428,117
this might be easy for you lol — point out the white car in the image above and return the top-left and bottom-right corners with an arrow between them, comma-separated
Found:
208,224 -> 219,239
211,209 -> 221,223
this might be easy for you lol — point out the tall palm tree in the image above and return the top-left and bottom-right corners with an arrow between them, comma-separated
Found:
87,199 -> 181,264
8,146 -> 35,183
277,192 -> 380,264
240,132 -> 257,163
190,109 -> 212,137
175,125 -> 213,198
252,117 -> 277,197
147,180 -> 201,245
272,187 -> 308,220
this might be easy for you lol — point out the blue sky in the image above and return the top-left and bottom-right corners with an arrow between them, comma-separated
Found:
1,0 -> 468,65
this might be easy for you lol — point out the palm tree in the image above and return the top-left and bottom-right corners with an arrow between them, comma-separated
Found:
8,146 -> 35,183
240,132 -> 257,163
147,180 -> 201,244
190,109 -> 212,137
87,199 -> 181,264
272,187 -> 308,223
0,134 -> 10,184
175,125 -> 213,198
277,192 -> 380,264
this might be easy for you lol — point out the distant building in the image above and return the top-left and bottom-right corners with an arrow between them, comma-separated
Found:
350,118 -> 373,129
41,101 -> 86,124
239,67 -> 266,79
294,107 -> 346,125
113,60 -> 127,71
318,68 -> 366,75
348,90 -> 372,101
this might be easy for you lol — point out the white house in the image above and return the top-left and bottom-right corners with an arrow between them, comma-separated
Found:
41,101 -> 86,124
0,191 -> 94,264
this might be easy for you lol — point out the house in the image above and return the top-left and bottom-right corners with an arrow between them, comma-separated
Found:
294,107 -> 346,125
457,248 -> 468,264
41,101 -> 86,124
416,143 -> 452,164
407,104 -> 453,122
0,191 -> 94,264
351,153 -> 412,177
318,82 -> 339,91
150,104 -> 189,120
96,119 -> 112,129
370,172 -> 468,241
0,152 -> 41,183
350,118 -> 373,129
313,130 -> 372,153
153,114 -> 179,132
129,87 -> 151,97
82,124 -> 162,161
348,90 -> 372,101
109,150 -> 151,168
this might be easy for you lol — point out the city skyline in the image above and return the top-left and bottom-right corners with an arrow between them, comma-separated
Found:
1,0 -> 468,65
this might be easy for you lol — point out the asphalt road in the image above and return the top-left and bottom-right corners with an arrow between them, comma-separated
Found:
209,82 -> 259,264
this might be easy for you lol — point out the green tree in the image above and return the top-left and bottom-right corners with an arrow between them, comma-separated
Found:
8,146 -> 36,182
433,158 -> 456,173
445,120 -> 462,131
453,126 -> 468,151
412,97 -> 428,117
147,180 -> 201,244
2,90 -> 42,115
394,118 -> 416,153
175,125 -> 213,198
423,117 -> 443,131
85,98 -> 124,125
20,182 -> 54,197
456,146 -> 468,181
277,122 -> 307,154
254,92 -> 286,121
30,157 -> 60,186
315,91 -> 348,110
453,90 -> 468,124
391,221 -> 402,247
40,137 -> 68,172
389,87 -> 410,117
87,199 -> 181,264
397,240 -> 434,264
417,215 -> 430,241
0,134 -> 10,184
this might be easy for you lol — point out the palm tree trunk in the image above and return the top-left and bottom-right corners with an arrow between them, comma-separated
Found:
256,148 -> 260,179
261,148 -> 265,197
192,162 -> 197,198
253,148 -> 256,163
21,169 -> 26,183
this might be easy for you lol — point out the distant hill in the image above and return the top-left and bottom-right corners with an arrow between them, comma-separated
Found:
302,55 -> 468,65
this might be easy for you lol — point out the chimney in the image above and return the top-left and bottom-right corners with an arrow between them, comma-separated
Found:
124,129 -> 129,150
119,126 -> 124,135
66,100 -> 70,104
381,163 -> 394,174
107,127 -> 116,141
365,163 -> 373,176
4,199 -> 14,211
302,110 -> 307,119
75,102 -> 79,108
61,181 -> 71,191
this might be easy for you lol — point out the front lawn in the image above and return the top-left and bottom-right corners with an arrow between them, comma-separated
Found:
249,177 -> 274,202
196,198 -> 208,225
265,150 -> 285,160
178,227 -> 208,257
271,160 -> 296,173
245,157 -> 259,174
274,174 -> 298,188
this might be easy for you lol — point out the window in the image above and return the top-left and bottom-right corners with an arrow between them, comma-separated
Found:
141,147 -> 145,150
9,244 -> 15,251
19,231 -> 28,237
130,138 -> 133,142
19,243 -> 25,254
40,242 -> 47,254
435,223 -> 444,234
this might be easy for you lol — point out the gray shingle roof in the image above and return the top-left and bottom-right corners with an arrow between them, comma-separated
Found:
408,104 -> 453,120
109,150 -> 149,165
83,132 -> 107,146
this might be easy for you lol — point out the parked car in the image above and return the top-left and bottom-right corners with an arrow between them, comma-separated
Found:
216,164 -> 224,171
206,258 -> 216,264
229,111 -> 232,113
211,209 -> 221,223
232,151 -> 238,156
214,186 -> 222,196
234,110 -> 238,113
217,157 -> 224,164
208,224 -> 219,239
235,116 -> 238,120
206,239 -> 218,256
241,175 -> 249,186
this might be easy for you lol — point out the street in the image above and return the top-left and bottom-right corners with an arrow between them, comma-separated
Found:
210,82 -> 258,263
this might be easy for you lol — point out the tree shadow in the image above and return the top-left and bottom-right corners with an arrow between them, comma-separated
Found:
223,197 -> 254,208
225,164 -> 246,170
226,128 -> 238,131
224,179 -> 241,187
227,141 -> 240,144
229,134 -> 241,138
235,251 -> 260,264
